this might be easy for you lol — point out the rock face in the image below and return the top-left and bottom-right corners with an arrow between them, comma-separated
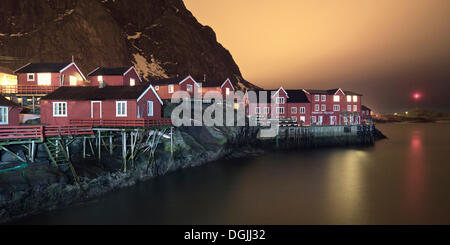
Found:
0,0 -> 258,90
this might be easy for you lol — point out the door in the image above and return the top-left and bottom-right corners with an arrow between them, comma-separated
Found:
91,101 -> 102,119
318,116 -> 323,125
330,116 -> 336,125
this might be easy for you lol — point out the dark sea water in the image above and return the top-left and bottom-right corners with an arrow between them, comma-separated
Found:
11,123 -> 450,224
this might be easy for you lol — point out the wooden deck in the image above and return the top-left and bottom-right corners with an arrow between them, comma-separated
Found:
0,85 -> 60,95
69,118 -> 173,128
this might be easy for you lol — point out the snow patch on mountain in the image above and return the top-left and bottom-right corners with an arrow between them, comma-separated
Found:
132,53 -> 168,80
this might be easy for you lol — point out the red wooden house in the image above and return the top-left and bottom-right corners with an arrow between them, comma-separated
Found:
0,95 -> 21,126
304,88 -> 362,125
200,78 -> 235,98
361,105 -> 372,124
40,84 -> 163,126
87,66 -> 142,87
152,75 -> 200,100
14,62 -> 86,95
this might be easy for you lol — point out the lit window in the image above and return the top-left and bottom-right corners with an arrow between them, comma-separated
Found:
130,78 -> 135,86
314,95 -> 320,101
276,97 -> 285,104
116,101 -> 127,117
168,84 -> 174,93
37,73 -> 51,85
353,95 -> 358,102
300,116 -> 305,123
300,107 -> 306,114
347,95 -> 352,102
187,84 -> 193,92
147,101 -> 153,116
353,105 -> 357,112
0,106 -> 8,124
225,87 -> 230,95
347,105 -> 352,112
321,95 -> 326,101
333,105 -> 340,111
333,95 -> 340,102
98,76 -> 103,82
321,104 -> 326,111
70,75 -> 77,86
291,107 -> 297,114
154,85 -> 159,91
315,104 -> 319,111
27,73 -> 35,81
255,107 -> 260,114
53,102 -> 67,117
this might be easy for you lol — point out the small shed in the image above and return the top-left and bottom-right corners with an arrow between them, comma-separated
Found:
0,95 -> 22,126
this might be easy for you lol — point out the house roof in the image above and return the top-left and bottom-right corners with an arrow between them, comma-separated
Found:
305,88 -> 362,96
152,77 -> 182,85
361,105 -> 372,111
42,85 -> 153,101
285,90 -> 310,103
200,79 -> 224,88
15,63 -> 72,73
0,95 -> 20,107
0,66 -> 14,74
246,90 -> 275,103
87,67 -> 131,76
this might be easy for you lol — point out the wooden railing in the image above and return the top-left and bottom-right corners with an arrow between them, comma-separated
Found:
69,118 -> 173,127
0,85 -> 60,94
0,125 -> 94,140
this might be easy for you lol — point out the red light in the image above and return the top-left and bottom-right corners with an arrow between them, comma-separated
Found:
413,93 -> 421,100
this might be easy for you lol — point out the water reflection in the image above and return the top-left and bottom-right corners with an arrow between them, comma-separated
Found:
405,130 -> 426,215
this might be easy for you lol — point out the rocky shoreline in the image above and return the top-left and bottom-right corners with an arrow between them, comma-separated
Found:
0,125 -> 384,224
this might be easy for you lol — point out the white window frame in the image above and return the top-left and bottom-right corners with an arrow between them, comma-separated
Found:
299,116 -> 306,123
53,102 -> 67,117
147,101 -> 154,116
130,78 -> 136,86
314,95 -> 320,102
225,87 -> 230,95
168,84 -> 174,93
0,106 -> 8,124
27,73 -> 35,81
321,104 -> 326,111
314,104 -> 319,111
116,101 -> 127,117
353,105 -> 357,112
255,107 -> 261,114
90,101 -> 102,118
291,116 -> 297,121
333,104 -> 340,111
353,95 -> 358,102
264,107 -> 270,114
347,95 -> 352,102
321,95 -> 326,101
347,105 -> 352,112
300,106 -> 306,114
276,97 -> 285,104
276,107 -> 285,114
312,116 -> 316,123
187,84 -> 193,92
291,107 -> 297,114
333,95 -> 340,102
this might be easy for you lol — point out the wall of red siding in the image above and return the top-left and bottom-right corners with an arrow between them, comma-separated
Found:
17,63 -> 84,87
88,69 -> 141,87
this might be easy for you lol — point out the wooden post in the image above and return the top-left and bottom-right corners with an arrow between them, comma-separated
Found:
170,127 -> 173,156
31,140 -> 36,163
109,135 -> 113,155
122,131 -> 127,173
82,137 -> 86,159
98,131 -> 101,161
32,95 -> 35,113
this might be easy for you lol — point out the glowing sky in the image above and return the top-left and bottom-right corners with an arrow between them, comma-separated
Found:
184,0 -> 450,113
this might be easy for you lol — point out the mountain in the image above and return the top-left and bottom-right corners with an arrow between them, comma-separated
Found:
0,0 -> 258,90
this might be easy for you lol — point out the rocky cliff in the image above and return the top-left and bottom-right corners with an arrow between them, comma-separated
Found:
0,0 -> 257,89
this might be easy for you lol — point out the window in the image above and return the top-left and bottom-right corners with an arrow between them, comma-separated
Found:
353,95 -> 358,102
291,116 -> 297,121
291,107 -> 297,114
116,101 -> 127,117
314,104 -> 319,111
300,116 -> 305,123
321,104 -> 326,111
314,95 -> 320,101
333,95 -> 340,102
264,107 -> 270,114
147,101 -> 154,116
276,107 -> 285,114
276,97 -> 285,104
321,95 -> 326,101
53,102 -> 67,117
0,106 -> 8,124
37,73 -> 51,85
130,78 -> 136,86
154,85 -> 159,91
347,105 -> 352,112
27,73 -> 35,81
225,87 -> 230,95
168,84 -> 174,93
312,116 -> 316,123
187,84 -> 193,92
300,107 -> 306,114
353,105 -> 357,112
255,107 -> 260,114
70,75 -> 77,86
333,105 -> 340,111
98,76 -> 103,82
347,95 -> 352,102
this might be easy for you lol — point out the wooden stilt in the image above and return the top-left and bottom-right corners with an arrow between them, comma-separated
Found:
170,127 -> 173,156
82,137 -> 86,159
122,131 -> 127,172
31,140 -> 36,163
109,135 -> 113,155
98,131 -> 101,161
